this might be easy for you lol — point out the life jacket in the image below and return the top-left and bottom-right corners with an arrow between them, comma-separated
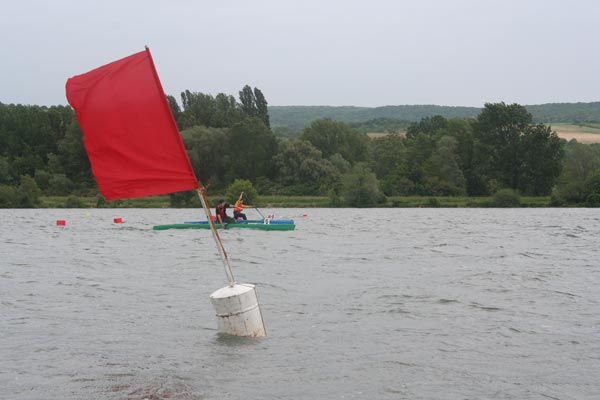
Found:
234,200 -> 243,213
216,204 -> 226,218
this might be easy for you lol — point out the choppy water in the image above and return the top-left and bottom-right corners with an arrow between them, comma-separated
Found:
1,208 -> 599,399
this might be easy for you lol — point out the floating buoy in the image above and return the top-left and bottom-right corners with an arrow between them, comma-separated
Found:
210,283 -> 266,337
302,214 -> 308,217
113,217 -> 123,223
56,220 -> 66,226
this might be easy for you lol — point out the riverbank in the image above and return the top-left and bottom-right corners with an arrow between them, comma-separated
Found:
38,195 -> 554,208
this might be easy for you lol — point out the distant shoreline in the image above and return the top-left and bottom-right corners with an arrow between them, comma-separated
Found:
31,195 -> 563,209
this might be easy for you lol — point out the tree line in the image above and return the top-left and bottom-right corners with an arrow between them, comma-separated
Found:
269,102 -> 600,135
2,89 -> 600,208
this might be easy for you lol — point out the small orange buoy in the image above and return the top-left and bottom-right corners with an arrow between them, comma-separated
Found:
113,217 -> 123,223
56,220 -> 66,226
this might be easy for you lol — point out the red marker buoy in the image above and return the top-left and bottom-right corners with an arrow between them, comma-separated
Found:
113,217 -> 123,223
56,220 -> 66,226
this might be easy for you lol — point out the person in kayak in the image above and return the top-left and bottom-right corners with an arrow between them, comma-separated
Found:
233,192 -> 254,220
215,199 -> 235,226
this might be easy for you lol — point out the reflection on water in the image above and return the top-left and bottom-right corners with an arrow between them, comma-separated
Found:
1,208 -> 599,399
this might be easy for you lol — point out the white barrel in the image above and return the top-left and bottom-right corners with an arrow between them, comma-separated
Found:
209,283 -> 266,337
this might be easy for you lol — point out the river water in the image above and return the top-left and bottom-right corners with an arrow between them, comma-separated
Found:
1,208 -> 599,399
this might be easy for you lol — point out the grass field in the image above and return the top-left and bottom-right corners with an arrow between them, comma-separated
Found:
368,122 -> 600,143
548,123 -> 600,143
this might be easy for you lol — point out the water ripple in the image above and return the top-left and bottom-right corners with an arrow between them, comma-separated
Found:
1,208 -> 600,399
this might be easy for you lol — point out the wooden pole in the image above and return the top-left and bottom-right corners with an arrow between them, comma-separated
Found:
196,187 -> 235,286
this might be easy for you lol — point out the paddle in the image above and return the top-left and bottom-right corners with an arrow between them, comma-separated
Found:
243,192 -> 265,219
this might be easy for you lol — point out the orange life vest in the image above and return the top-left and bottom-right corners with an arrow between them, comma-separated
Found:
234,200 -> 243,213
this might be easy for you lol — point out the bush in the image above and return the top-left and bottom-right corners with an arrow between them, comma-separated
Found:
17,175 -> 42,208
253,177 -> 277,195
96,196 -> 107,208
65,195 -> 83,208
583,170 -> 600,200
341,163 -> 385,207
426,197 -> 441,207
0,185 -> 17,208
586,194 -> 600,207
47,174 -> 74,196
169,190 -> 198,207
549,193 -> 564,207
34,169 -> 51,191
327,188 -> 343,207
226,179 -> 258,204
493,188 -> 521,207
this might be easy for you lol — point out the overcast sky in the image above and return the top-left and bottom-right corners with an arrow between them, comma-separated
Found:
2,0 -> 599,108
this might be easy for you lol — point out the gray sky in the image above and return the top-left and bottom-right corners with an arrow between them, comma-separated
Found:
2,0 -> 599,107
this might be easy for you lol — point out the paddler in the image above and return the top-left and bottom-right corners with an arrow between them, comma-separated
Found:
215,199 -> 235,227
233,192 -> 253,220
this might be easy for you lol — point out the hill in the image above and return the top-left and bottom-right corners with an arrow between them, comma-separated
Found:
269,102 -> 600,132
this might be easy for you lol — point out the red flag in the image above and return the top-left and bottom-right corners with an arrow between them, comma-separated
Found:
66,48 -> 198,200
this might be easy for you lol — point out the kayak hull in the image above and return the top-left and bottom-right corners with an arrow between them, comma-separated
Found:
153,222 -> 295,231
184,219 -> 294,225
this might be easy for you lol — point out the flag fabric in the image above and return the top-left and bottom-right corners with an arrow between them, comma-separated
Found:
66,48 -> 198,200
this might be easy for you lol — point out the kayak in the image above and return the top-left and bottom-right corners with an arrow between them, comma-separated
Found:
184,218 -> 294,225
153,222 -> 295,231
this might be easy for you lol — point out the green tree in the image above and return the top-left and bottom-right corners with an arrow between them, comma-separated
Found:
180,125 -> 230,187
328,153 -> 351,174
476,103 -> 532,189
166,95 -> 183,129
475,102 -> 563,195
300,119 -> 369,164
238,85 -> 270,128
423,136 -> 466,195
34,169 -> 51,191
405,115 -> 449,139
369,133 -> 406,178
238,85 -> 256,117
47,173 -> 75,195
17,175 -> 41,208
227,118 -> 277,182
253,88 -> 270,128
226,179 -> 258,204
403,133 -> 436,194
179,89 -> 249,129
556,143 -> 600,202
583,169 -> 600,201
272,139 -> 339,195
519,124 -> 564,195
169,190 -> 198,207
0,156 -> 11,184
0,104 -> 70,180
10,147 -> 45,181
46,105 -> 74,145
341,163 -> 384,207
214,93 -> 243,128
57,117 -> 93,185
180,90 -> 218,128
444,118 -> 485,196
0,185 -> 17,207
